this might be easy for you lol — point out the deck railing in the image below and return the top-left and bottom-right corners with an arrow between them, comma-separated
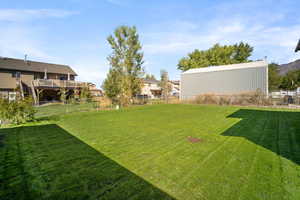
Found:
32,79 -> 88,88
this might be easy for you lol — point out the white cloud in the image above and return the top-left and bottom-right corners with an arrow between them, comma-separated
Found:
0,25 -> 54,60
0,8 -> 79,63
142,17 -> 300,64
217,22 -> 244,34
0,9 -> 78,22
70,59 -> 109,87
0,8 -> 106,87
104,0 -> 130,6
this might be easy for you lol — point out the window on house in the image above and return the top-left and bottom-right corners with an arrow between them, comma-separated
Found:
12,71 -> 21,78
60,76 -> 67,80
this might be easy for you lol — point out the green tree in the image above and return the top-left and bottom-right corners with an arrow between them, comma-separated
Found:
80,87 -> 92,103
103,26 -> 144,106
159,70 -> 171,102
280,70 -> 300,90
178,42 -> 253,71
268,63 -> 281,91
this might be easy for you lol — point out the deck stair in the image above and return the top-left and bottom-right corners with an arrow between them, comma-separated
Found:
30,81 -> 38,105
18,80 -> 25,100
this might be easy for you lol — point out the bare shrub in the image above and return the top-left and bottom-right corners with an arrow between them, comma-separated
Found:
168,97 -> 181,104
190,90 -> 271,106
219,96 -> 231,105
203,94 -> 219,104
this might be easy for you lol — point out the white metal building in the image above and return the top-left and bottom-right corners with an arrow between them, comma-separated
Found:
180,61 -> 268,100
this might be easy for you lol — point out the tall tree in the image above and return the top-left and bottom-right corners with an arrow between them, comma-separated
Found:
280,69 -> 300,90
103,26 -> 144,105
178,42 -> 253,71
268,63 -> 281,91
159,70 -> 171,102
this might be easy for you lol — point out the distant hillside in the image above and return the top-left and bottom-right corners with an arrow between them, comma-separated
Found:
279,59 -> 300,75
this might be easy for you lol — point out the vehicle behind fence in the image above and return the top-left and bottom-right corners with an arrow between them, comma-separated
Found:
269,91 -> 300,106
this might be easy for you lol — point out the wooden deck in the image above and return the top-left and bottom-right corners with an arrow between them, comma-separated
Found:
32,79 -> 88,88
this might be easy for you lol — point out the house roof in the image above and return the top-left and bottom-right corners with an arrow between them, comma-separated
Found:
182,61 -> 268,74
0,57 -> 77,75
143,79 -> 160,84
170,80 -> 180,85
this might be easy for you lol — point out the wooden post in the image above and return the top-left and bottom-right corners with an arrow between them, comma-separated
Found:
37,89 -> 40,105
36,89 -> 44,106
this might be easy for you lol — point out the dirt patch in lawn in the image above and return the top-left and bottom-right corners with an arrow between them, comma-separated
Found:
187,136 -> 202,143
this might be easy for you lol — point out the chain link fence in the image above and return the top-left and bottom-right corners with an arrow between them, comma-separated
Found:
182,92 -> 300,108
33,91 -> 300,119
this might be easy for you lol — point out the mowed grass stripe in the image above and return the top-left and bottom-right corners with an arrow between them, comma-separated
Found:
174,117 -> 248,187
127,107 -> 240,191
278,111 -> 294,199
138,108 -> 259,200
196,114 -> 269,200
237,112 -> 284,200
280,112 -> 300,199
235,112 -> 283,200
179,111 -> 259,184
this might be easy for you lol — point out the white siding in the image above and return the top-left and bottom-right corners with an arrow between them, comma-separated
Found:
181,62 -> 268,100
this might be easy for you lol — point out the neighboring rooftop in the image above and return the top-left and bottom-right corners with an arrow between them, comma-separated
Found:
0,57 -> 77,75
143,79 -> 160,84
170,80 -> 180,85
182,61 -> 268,74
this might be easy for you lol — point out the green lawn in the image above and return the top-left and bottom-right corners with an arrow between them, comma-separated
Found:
1,104 -> 300,200
35,102 -> 98,118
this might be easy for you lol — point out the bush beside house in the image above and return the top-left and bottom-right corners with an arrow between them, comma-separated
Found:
0,98 -> 36,125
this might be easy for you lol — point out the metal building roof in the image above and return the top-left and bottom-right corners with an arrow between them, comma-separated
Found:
182,61 -> 268,74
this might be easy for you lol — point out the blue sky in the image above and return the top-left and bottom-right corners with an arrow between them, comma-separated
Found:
0,0 -> 299,87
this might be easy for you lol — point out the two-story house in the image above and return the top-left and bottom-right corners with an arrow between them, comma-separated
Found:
141,79 -> 162,99
169,80 -> 180,97
140,79 -> 180,99
0,57 -> 87,104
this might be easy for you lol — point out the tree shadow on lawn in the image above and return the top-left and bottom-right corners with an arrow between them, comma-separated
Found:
0,124 -> 175,200
222,109 -> 300,166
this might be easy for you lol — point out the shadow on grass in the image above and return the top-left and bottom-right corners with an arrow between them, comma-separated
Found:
223,109 -> 300,165
0,124 -> 175,200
